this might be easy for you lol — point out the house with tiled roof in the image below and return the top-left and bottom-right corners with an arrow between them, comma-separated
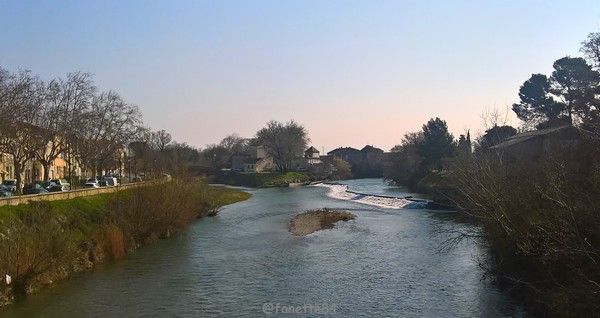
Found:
327,147 -> 362,164
490,125 -> 580,164
231,144 -> 275,173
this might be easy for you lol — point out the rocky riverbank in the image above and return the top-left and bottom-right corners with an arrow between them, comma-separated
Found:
289,209 -> 356,236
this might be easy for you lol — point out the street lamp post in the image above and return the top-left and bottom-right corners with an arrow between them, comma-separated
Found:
124,146 -> 132,183
127,157 -> 131,183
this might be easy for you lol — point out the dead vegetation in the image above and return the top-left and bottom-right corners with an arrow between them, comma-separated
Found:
446,138 -> 600,316
289,208 -> 356,236
0,178 -> 250,305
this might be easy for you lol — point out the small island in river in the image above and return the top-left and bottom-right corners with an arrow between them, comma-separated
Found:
289,208 -> 356,236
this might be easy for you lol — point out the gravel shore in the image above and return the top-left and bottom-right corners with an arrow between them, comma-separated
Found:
289,209 -> 356,236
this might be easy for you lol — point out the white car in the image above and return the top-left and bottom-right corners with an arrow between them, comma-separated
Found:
84,182 -> 100,188
101,177 -> 118,186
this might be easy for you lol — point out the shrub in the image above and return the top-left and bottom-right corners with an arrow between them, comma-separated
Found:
0,177 -> 250,302
447,138 -> 600,315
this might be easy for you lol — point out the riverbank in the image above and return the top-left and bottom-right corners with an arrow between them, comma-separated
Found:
0,178 -> 251,307
444,145 -> 600,316
215,171 -> 316,188
289,209 -> 356,236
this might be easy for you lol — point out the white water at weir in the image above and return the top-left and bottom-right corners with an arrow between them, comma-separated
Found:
315,183 -> 413,209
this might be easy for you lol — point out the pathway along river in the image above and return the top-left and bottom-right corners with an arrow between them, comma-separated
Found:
1,179 -> 526,317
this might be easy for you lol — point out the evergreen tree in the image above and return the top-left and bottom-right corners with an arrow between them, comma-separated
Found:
417,117 -> 456,170
512,57 -> 600,128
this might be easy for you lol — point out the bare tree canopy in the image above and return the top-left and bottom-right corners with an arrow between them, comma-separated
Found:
0,67 -> 148,182
0,66 -> 206,185
0,69 -> 43,192
219,133 -> 248,155
76,91 -> 144,174
147,129 -> 172,152
255,120 -> 309,172
34,72 -> 96,180
581,31 -> 600,69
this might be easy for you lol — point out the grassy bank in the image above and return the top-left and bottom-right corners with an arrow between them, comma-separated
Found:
217,171 -> 312,188
0,178 -> 250,306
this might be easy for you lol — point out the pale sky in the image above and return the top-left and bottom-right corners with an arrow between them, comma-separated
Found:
2,1 -> 600,152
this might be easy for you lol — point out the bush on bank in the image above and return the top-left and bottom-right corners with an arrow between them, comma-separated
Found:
0,178 -> 250,305
217,172 -> 312,188
447,140 -> 600,316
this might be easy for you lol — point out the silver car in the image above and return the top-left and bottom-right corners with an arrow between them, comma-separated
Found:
0,184 -> 13,197
2,179 -> 17,192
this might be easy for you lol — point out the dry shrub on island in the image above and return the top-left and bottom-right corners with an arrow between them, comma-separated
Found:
289,208 -> 356,236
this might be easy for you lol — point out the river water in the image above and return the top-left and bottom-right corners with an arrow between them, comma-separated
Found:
0,179 -> 525,317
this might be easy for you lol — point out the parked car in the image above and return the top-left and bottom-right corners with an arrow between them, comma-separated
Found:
2,179 -> 17,192
48,185 -> 70,192
50,178 -> 70,188
102,177 -> 118,187
39,180 -> 53,189
132,176 -> 144,182
0,185 -> 13,197
84,182 -> 100,188
86,178 -> 99,184
23,183 -> 49,195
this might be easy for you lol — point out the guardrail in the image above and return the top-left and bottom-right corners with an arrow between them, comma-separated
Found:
0,175 -> 172,207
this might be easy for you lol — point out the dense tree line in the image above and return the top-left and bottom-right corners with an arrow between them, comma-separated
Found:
202,120 -> 310,173
384,117 -> 462,191
128,129 -> 202,180
199,133 -> 249,169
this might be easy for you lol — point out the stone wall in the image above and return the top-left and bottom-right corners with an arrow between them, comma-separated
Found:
0,176 -> 171,207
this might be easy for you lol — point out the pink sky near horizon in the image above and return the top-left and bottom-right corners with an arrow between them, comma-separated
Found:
2,1 -> 599,152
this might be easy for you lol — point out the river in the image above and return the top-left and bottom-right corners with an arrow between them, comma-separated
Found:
0,178 -> 526,317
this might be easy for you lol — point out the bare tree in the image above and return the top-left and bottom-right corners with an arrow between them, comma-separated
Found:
480,105 -> 513,131
77,91 -> 144,175
0,69 -> 43,192
219,133 -> 248,154
136,129 -> 173,177
255,120 -> 309,172
581,31 -> 600,69
201,144 -> 230,168
162,142 -> 201,176
152,129 -> 172,152
0,68 -> 148,186
33,72 -> 95,180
